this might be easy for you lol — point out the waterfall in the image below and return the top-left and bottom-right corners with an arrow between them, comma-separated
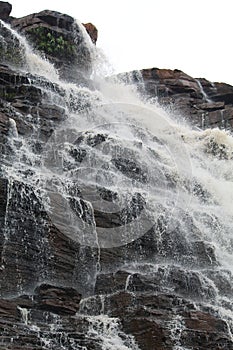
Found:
0,19 -> 59,81
195,79 -> 212,103
1,16 -> 233,350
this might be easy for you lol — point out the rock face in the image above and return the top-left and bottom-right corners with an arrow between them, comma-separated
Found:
0,2 -> 233,350
140,68 -> 233,130
10,10 -> 97,82
84,22 -> 98,44
0,1 -> 12,21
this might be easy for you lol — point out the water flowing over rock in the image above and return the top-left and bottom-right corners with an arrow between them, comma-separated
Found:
10,9 -> 98,83
1,3 -> 233,350
139,68 -> 233,130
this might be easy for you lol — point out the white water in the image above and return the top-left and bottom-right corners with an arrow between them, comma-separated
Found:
195,79 -> 212,103
85,315 -> 140,350
0,19 -> 59,81
1,18 -> 233,350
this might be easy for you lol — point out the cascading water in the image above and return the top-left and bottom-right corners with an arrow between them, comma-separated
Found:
0,14 -> 233,350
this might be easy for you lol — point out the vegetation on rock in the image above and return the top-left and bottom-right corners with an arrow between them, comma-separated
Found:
27,26 -> 76,58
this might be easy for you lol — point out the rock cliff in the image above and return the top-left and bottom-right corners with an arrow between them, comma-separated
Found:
0,2 -> 233,350
140,68 -> 233,130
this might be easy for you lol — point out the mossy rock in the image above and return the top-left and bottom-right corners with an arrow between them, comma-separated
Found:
26,26 -> 76,60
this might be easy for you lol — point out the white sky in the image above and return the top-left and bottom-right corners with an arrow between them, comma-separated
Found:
9,0 -> 233,85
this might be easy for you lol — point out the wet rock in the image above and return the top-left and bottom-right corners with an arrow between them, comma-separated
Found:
95,270 -> 130,294
0,4 -> 233,350
11,10 -> 97,82
0,110 -> 9,135
95,265 -> 217,302
0,65 -> 30,86
0,299 -> 20,323
112,157 -> 148,183
74,131 -> 107,147
200,80 -> 233,104
124,317 -> 171,350
141,68 -> 202,97
0,178 -> 98,298
34,284 -> 81,315
181,311 -> 232,350
94,192 -> 145,228
184,310 -> 228,333
0,22 -> 25,68
0,293 -> 103,349
137,67 -> 233,130
0,65 -> 67,140
97,186 -> 118,202
0,1 -> 12,21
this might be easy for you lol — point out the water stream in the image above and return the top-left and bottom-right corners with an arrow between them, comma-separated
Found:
0,17 -> 233,349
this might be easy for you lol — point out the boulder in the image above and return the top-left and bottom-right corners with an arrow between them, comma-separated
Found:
83,22 -> 98,44
11,10 -> 97,82
0,1 -> 12,21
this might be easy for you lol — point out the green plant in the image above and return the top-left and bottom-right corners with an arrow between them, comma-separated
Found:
27,27 -> 76,58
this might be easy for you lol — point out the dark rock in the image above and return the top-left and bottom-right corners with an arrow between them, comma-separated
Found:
184,310 -> 228,333
0,1 -> 12,21
198,101 -> 225,111
0,110 -> 9,135
97,186 -> 118,202
0,65 -> 67,140
0,22 -> 25,68
94,192 -> 145,228
112,157 -> 148,183
0,292 -> 104,349
0,4 -> 233,350
200,79 -> 233,104
34,284 -> 81,315
11,10 -> 97,82
74,131 -> 107,147
0,299 -> 19,321
181,311 -> 233,349
124,317 -> 171,350
95,270 -> 130,294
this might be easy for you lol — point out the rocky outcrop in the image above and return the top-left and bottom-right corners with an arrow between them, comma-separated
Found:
9,10 -> 97,82
0,64 -> 66,140
139,68 -> 233,130
0,1 -> 11,21
84,22 -> 98,44
1,2 -> 233,350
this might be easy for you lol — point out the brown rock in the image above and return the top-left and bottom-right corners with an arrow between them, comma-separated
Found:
83,22 -> 98,43
123,318 -> 170,350
0,6 -> 233,350
0,299 -> 19,321
184,311 -> 228,333
136,67 -> 233,130
141,68 -> 202,97
34,284 -> 81,315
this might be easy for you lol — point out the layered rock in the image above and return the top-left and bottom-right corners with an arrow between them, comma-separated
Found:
0,4 -> 98,82
139,68 -> 233,130
0,2 -> 233,350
